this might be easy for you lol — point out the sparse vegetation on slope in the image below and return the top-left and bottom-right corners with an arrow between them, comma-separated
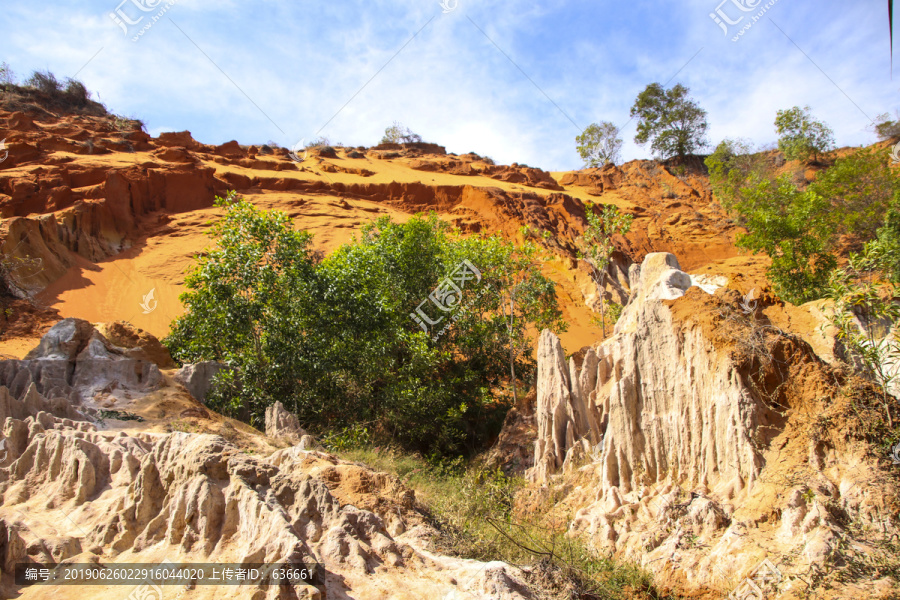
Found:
0,65 -> 106,115
706,143 -> 900,304
336,445 -> 680,600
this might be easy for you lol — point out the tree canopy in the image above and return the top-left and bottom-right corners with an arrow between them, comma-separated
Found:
630,83 -> 708,160
576,122 -> 623,167
774,106 -> 835,162
166,194 -> 565,455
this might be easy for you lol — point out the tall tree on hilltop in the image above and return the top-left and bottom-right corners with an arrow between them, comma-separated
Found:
576,121 -> 623,167
630,83 -> 708,160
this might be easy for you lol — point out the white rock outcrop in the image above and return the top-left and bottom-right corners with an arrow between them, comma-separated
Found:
529,252 -> 767,495
265,400 -> 308,445
12,318 -> 163,405
174,360 -> 226,403
525,253 -> 894,598
0,329 -> 536,600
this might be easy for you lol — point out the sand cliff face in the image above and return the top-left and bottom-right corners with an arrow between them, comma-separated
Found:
526,253 -> 899,599
1,99 -> 758,354
4,94 -> 896,599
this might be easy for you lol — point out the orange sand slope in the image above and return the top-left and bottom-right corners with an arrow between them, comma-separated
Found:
1,107 -> 749,353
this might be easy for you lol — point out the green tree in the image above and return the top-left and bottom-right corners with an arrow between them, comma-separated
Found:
774,105 -> 835,162
578,204 -> 633,337
164,192 -> 319,423
732,176 -> 837,304
576,121 -> 623,167
166,196 -> 565,455
630,83 -> 708,160
489,228 -> 566,404
381,121 -> 423,144
871,111 -> 900,141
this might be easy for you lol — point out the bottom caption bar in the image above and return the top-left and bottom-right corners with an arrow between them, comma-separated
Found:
15,563 -> 319,586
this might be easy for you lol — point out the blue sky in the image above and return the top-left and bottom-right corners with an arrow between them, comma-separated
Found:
1,0 -> 896,170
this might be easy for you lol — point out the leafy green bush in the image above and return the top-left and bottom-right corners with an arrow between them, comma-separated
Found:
807,147 -> 900,241
774,105 -> 835,162
827,222 -> 900,427
732,175 -> 837,304
710,145 -> 899,304
704,138 -> 771,212
578,204 -> 633,336
870,205 -> 900,284
166,193 -> 565,455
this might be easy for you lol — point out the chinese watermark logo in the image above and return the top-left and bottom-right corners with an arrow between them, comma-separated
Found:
891,141 -> 900,165
109,0 -> 178,42
739,288 -> 758,316
891,441 -> 900,465
710,0 -> 781,42
0,139 -> 8,164
289,139 -> 308,163
126,582 -> 164,600
439,0 -> 459,13
411,260 -> 482,341
140,288 -> 158,314
727,558 -> 782,600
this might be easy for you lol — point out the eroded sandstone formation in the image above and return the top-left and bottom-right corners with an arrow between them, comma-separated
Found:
527,253 -> 899,599
0,326 -> 538,599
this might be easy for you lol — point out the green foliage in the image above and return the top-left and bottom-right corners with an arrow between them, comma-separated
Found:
774,105 -> 835,162
578,204 -> 633,337
381,121 -> 423,145
337,446 -> 666,599
321,424 -> 371,453
496,229 -> 568,403
807,147 -> 900,241
872,111 -> 900,141
826,239 -> 900,428
589,301 -> 623,330
580,204 -> 634,276
630,83 -> 708,159
165,192 -> 318,424
870,205 -> 900,283
718,146 -> 900,304
576,121 -> 622,167
166,194 -> 565,455
704,138 -> 770,212
733,175 -> 837,304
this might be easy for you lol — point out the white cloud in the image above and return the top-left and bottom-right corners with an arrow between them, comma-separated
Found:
1,0 -> 895,171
